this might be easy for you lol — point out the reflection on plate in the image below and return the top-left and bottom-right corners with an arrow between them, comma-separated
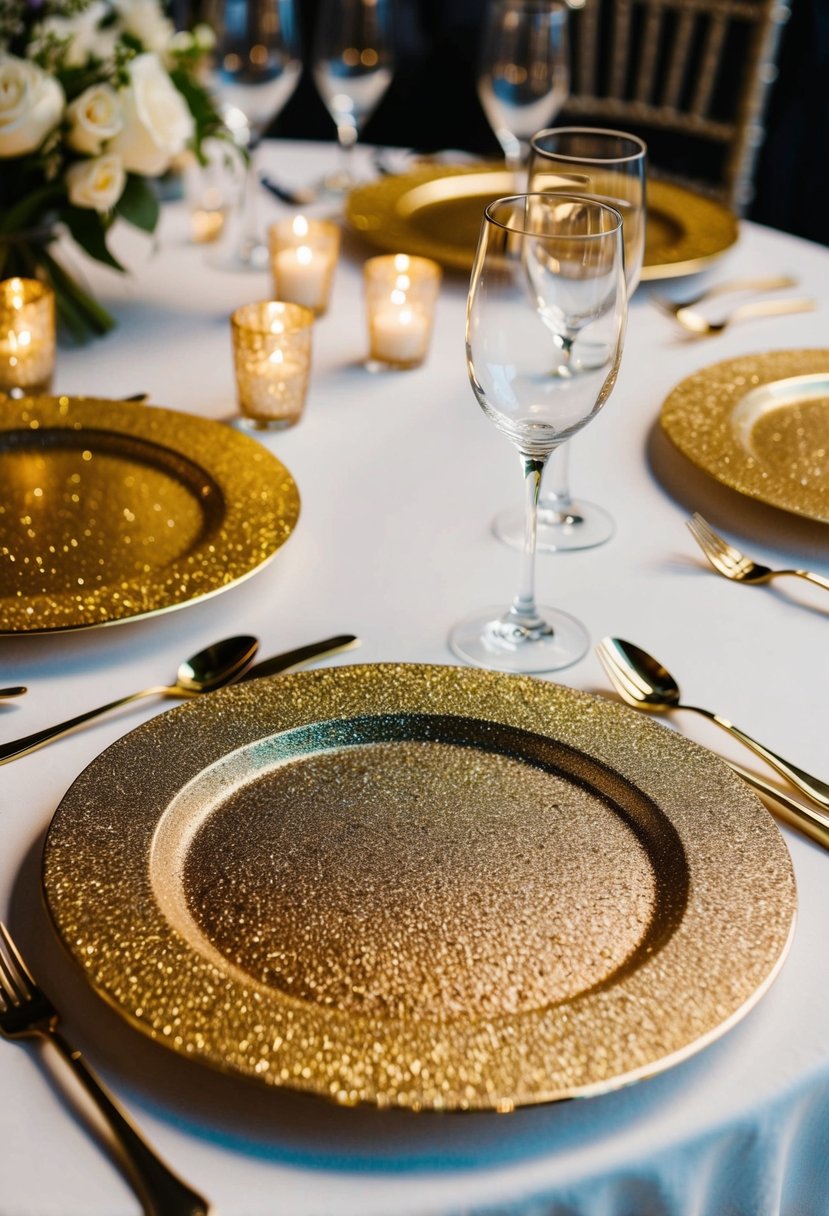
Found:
43,664 -> 795,1112
0,396 -> 300,633
660,349 -> 829,522
346,164 -> 738,279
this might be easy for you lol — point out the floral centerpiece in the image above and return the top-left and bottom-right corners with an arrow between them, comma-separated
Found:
0,1 -> 225,340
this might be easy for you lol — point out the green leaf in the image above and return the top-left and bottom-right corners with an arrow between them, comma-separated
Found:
0,185 -> 64,234
115,174 -> 160,234
59,206 -> 126,273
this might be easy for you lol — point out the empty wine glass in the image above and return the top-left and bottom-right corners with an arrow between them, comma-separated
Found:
450,193 -> 627,673
312,0 -> 395,194
494,126 -> 647,551
477,0 -> 570,183
205,0 -> 301,268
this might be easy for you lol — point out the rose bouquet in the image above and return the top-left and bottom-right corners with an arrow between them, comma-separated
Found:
0,1 -> 226,340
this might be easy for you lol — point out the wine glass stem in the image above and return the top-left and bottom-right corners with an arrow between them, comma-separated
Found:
546,442 -> 573,508
337,125 -> 358,179
238,148 -> 260,261
510,454 -> 549,627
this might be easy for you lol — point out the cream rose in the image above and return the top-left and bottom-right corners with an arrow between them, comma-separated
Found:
67,84 -> 124,156
66,153 -> 127,213
0,54 -> 65,158
34,3 -> 116,69
108,53 -> 194,176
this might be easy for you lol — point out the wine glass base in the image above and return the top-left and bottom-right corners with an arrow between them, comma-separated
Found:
206,238 -> 270,273
449,605 -> 589,674
493,498 -> 615,553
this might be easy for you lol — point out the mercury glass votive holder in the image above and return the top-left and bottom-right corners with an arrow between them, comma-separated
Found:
363,254 -> 442,371
0,278 -> 56,396
231,300 -> 314,430
268,216 -> 341,316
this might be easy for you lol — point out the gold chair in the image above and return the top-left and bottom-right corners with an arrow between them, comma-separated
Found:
559,0 -> 791,212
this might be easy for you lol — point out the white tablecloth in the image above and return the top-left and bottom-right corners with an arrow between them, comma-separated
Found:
1,142 -> 828,1216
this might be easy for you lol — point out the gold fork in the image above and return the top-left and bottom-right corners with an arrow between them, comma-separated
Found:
0,921 -> 211,1215
688,513 -> 829,593
670,296 -> 817,336
650,273 -> 798,318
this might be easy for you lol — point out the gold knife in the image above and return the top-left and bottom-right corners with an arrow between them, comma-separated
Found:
236,634 -> 360,682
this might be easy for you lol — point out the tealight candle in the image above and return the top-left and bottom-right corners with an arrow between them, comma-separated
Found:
230,300 -> 314,430
363,254 -> 441,370
269,216 -> 340,316
0,278 -> 56,396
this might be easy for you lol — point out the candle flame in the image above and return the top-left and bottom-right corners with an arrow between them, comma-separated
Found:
393,254 -> 410,272
292,215 -> 310,238
296,245 -> 313,265
390,288 -> 407,305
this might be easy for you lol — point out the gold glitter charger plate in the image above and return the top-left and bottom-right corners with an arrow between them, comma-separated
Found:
660,350 -> 829,522
0,395 -> 300,633
42,663 -> 795,1112
345,165 -> 738,279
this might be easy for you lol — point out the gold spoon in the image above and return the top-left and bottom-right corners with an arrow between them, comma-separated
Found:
596,637 -> 829,811
0,635 -> 258,764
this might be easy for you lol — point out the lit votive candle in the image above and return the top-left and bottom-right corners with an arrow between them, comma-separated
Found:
269,216 -> 340,316
364,254 -> 441,370
231,300 -> 314,430
0,278 -> 56,396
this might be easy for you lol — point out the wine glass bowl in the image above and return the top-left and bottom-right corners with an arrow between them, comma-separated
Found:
205,0 -> 301,268
477,0 -> 570,179
494,126 -> 647,551
312,0 -> 395,193
451,193 -> 627,674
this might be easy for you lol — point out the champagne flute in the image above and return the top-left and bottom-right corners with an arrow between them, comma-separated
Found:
450,193 -> 627,673
312,0 -> 395,194
205,0 -> 301,268
494,126 -> 647,550
477,0 -> 570,183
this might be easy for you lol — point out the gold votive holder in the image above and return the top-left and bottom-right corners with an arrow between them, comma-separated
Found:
364,254 -> 441,371
0,278 -> 56,396
231,300 -> 314,431
268,216 -> 340,316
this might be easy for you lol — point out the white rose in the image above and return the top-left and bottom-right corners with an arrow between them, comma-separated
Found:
0,54 -> 65,158
113,0 -> 175,56
108,54 -> 194,176
66,154 -> 127,213
33,3 -> 116,69
67,84 -> 124,155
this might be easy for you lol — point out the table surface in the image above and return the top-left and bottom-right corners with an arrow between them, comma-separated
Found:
1,142 -> 828,1216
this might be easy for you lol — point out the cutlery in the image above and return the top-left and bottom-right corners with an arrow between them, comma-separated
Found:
237,633 -> 360,681
650,273 -> 797,318
726,761 -> 829,851
0,635 -> 259,764
596,637 -> 829,811
687,513 -> 829,593
0,921 -> 211,1216
259,173 -> 318,206
0,687 -> 26,698
669,296 -> 817,336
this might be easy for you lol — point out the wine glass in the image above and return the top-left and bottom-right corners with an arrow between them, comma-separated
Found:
477,0 -> 570,183
450,193 -> 627,673
494,126 -> 647,551
205,0 -> 301,268
312,0 -> 395,194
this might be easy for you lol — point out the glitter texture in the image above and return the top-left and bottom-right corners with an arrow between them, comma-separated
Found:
345,167 -> 738,278
660,350 -> 829,522
42,664 -> 796,1111
0,395 -> 300,632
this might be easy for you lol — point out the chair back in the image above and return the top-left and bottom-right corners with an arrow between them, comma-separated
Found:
560,0 -> 791,212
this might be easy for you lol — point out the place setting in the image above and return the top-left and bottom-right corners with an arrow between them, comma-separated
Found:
1,1 -> 828,1214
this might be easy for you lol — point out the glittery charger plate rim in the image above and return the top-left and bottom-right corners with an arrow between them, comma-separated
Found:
659,349 -> 829,523
41,663 -> 796,1112
0,395 -> 300,633
344,164 -> 738,279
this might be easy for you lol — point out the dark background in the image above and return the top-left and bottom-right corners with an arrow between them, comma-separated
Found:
266,0 -> 829,246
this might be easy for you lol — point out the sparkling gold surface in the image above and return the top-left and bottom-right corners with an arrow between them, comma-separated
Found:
660,350 -> 829,522
0,395 -> 300,632
42,665 -> 796,1111
345,166 -> 738,279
